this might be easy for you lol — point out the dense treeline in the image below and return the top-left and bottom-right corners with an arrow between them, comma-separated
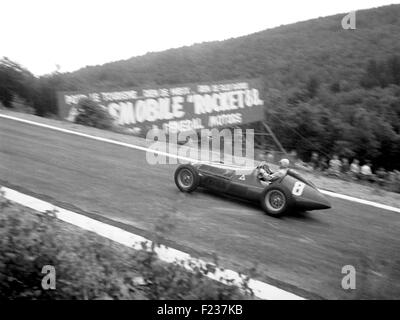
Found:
0,57 -> 60,116
1,4 -> 400,169
264,71 -> 400,170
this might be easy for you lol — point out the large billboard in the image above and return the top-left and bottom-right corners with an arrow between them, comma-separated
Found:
57,78 -> 265,134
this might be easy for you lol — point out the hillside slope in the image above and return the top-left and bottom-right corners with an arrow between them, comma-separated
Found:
63,4 -> 400,91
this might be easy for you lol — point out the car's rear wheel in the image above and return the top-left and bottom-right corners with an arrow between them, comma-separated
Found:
260,186 -> 292,217
174,164 -> 200,193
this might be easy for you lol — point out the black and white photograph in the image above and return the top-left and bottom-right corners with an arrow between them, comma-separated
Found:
0,0 -> 399,307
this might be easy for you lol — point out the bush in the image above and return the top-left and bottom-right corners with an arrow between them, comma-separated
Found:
74,98 -> 113,130
0,196 -> 251,300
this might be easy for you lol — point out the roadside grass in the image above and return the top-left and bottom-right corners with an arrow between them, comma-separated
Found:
0,195 -> 253,300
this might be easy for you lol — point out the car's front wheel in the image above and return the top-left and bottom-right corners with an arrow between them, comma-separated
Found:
260,186 -> 292,217
174,164 -> 200,193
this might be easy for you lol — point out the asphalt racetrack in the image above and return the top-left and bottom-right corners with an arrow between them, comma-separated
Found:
1,116 -> 399,299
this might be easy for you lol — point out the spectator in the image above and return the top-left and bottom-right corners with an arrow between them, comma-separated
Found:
375,167 -> 387,186
328,155 -> 342,177
360,160 -> 374,182
319,156 -> 329,172
350,159 -> 360,180
287,150 -> 298,166
341,158 -> 350,174
310,152 -> 319,170
266,152 -> 274,164
393,170 -> 400,193
388,171 -> 397,183
385,170 -> 400,192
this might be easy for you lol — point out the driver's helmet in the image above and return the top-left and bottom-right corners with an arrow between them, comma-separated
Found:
279,158 -> 290,169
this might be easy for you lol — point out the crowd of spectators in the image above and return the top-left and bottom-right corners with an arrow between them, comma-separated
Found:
308,152 -> 400,193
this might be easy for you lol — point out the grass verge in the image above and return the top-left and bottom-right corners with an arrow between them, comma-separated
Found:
0,195 -> 252,300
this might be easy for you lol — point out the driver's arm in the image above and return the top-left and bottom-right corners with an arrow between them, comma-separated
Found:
259,168 -> 285,181
259,168 -> 272,181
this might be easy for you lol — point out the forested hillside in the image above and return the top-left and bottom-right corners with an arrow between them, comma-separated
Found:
1,4 -> 400,169
62,4 -> 400,90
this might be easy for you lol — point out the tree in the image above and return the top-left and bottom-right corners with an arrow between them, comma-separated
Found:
386,55 -> 400,86
0,57 -> 35,108
306,76 -> 320,99
74,98 -> 113,130
360,59 -> 383,88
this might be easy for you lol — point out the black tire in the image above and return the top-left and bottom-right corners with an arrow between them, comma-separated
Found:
174,164 -> 200,193
260,185 -> 293,217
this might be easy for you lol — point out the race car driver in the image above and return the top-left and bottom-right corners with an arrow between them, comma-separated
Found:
258,158 -> 290,183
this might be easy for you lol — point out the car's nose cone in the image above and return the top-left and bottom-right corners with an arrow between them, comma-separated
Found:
296,189 -> 332,211
309,191 -> 331,210
314,196 -> 331,210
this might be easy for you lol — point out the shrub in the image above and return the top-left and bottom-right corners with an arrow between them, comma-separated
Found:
0,197 -> 251,300
74,98 -> 113,130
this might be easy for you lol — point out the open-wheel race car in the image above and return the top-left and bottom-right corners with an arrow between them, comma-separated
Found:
174,162 -> 331,217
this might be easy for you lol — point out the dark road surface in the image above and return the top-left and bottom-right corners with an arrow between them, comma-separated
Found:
1,117 -> 399,299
